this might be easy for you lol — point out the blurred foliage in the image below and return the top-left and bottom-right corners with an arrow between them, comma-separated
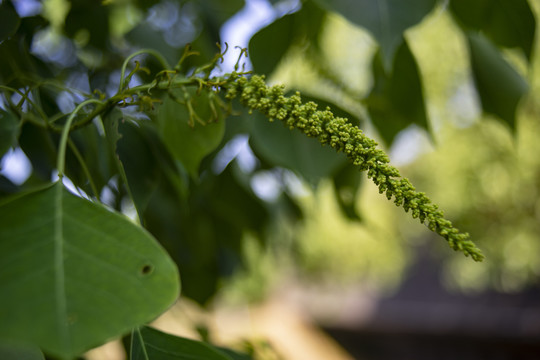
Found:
0,0 -> 539,358
404,115 -> 540,293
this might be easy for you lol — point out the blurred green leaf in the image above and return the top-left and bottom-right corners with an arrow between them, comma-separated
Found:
0,109 -> 20,158
106,111 -> 187,217
0,16 -> 51,87
65,122 -> 116,198
0,175 -> 19,198
467,33 -> 528,130
197,0 -> 245,29
249,1 -> 325,75
333,163 -> 362,221
314,0 -> 437,70
64,1 -> 110,49
249,13 -> 294,75
450,0 -> 536,61
366,39 -> 429,145
18,122 -> 57,181
131,326 -> 252,360
0,342 -> 45,360
157,89 -> 225,178
114,118 -> 163,215
0,0 -> 20,42
0,182 -> 180,359
249,112 -> 347,184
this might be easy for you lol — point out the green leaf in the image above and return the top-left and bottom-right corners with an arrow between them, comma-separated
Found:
0,342 -> 45,360
65,122 -> 116,199
131,326 -> 252,360
0,16 -> 51,87
249,13 -> 294,75
197,0 -> 245,28
467,33 -> 528,130
366,39 -> 429,145
64,1 -> 110,49
249,112 -> 347,184
0,109 -> 20,158
450,0 -> 536,61
18,122 -> 57,181
115,117 -> 163,215
157,89 -> 225,178
0,182 -> 180,359
249,1 -> 325,75
314,0 -> 437,70
0,0 -> 20,42
333,164 -> 362,221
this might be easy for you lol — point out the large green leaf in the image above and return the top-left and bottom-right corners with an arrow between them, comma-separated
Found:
0,109 -> 20,158
249,1 -> 325,75
366,39 -> 429,145
0,182 -> 180,359
249,112 -> 347,184
131,326 -> 252,360
467,33 -> 528,130
450,0 -> 535,61
157,89 -> 225,178
314,0 -> 437,70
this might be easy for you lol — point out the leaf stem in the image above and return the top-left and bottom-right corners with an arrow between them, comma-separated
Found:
56,99 -> 103,178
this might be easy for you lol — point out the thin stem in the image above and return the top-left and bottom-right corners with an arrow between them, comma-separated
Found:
67,138 -> 100,200
0,85 -> 49,126
118,49 -> 171,93
56,99 -> 103,178
132,327 -> 150,360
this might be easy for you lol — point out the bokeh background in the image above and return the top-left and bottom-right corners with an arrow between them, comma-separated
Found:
2,0 -> 540,359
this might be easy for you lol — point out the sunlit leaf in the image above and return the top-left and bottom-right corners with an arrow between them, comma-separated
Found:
366,39 -> 428,145
314,0 -> 437,70
131,326 -> 252,360
0,182 -> 180,359
467,33 -> 528,130
450,0 -> 535,61
157,88 -> 225,178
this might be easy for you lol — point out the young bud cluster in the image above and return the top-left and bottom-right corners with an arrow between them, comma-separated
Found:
225,74 -> 484,261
